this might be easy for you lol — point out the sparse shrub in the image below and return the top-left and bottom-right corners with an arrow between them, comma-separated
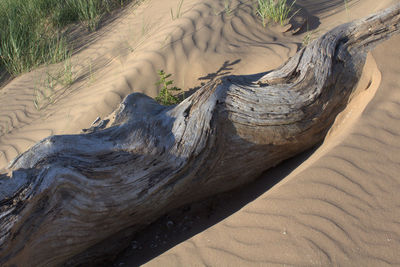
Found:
155,70 -> 182,106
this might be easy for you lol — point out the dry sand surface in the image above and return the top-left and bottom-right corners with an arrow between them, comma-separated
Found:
0,0 -> 303,169
1,0 -> 400,266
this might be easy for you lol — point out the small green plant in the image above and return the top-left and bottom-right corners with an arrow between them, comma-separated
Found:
69,0 -> 101,31
257,0 -> 298,27
155,70 -> 182,105
302,31 -> 312,46
224,0 -> 233,16
33,57 -> 75,110
45,56 -> 75,87
61,57 -> 74,86
170,0 -> 184,20
47,74 -> 55,89
344,0 -> 349,13
88,59 -> 96,84
33,79 -> 49,110
33,86 -> 43,110
33,75 -> 56,110
302,29 -> 319,46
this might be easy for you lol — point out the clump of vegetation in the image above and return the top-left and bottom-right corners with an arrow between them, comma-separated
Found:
155,70 -> 182,106
0,0 -> 129,76
170,0 -> 184,20
33,62 -> 76,110
256,0 -> 297,27
33,75 -> 55,111
224,0 -> 233,16
344,0 -> 349,13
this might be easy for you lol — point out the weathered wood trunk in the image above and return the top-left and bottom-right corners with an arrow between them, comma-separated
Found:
1,4 -> 399,266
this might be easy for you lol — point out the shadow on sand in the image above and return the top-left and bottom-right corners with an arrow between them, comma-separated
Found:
113,143 -> 320,266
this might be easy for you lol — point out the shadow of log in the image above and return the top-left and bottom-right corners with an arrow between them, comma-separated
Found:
112,145 -> 319,266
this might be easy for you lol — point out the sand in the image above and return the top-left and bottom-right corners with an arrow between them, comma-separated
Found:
1,0 -> 400,266
0,0 -> 301,168
141,36 -> 400,266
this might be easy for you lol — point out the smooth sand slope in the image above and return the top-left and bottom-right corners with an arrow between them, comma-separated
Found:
1,0 -> 399,266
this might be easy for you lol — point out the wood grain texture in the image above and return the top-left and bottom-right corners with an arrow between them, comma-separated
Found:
0,4 -> 399,266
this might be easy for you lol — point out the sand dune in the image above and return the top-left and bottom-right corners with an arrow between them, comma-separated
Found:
1,0 -> 399,265
0,0 -> 303,169
138,42 -> 400,265
118,38 -> 400,266
119,0 -> 400,266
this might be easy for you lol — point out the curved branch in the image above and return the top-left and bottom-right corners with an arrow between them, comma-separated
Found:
0,4 -> 399,266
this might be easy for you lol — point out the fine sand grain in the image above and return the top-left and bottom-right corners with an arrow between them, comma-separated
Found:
1,0 -> 399,266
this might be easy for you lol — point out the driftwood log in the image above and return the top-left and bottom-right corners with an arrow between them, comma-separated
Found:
1,4 -> 400,266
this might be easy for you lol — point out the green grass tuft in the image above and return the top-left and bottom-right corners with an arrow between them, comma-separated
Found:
224,0 -> 233,16
257,0 -> 297,27
170,0 -> 184,20
0,0 -> 129,76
